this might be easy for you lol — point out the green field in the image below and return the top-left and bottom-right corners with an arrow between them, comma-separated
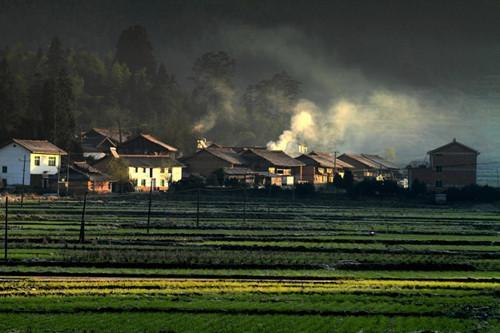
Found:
0,193 -> 499,332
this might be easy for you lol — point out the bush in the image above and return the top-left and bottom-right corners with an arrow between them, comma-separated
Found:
295,183 -> 316,198
410,179 -> 427,195
446,184 -> 500,202
170,175 -> 205,191
353,178 -> 403,197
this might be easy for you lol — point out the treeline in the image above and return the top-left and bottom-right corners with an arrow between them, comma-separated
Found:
0,25 -> 301,153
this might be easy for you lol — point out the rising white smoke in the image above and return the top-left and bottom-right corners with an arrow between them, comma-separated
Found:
267,90 -> 451,159
192,79 -> 238,133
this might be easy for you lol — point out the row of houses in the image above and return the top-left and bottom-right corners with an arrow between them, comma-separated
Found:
0,130 -> 479,194
0,132 -> 184,194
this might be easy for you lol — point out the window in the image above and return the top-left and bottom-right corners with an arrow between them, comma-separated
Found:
48,157 -> 56,167
143,168 -> 147,173
1,166 -> 7,173
135,167 -> 138,173
436,166 -> 443,172
141,179 -> 146,186
435,180 -> 443,188
34,156 -> 40,166
161,180 -> 165,187
160,168 -> 165,173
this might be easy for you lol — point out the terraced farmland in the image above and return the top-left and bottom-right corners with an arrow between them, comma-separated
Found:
0,192 -> 499,332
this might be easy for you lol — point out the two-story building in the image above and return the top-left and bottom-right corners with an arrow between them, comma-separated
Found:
337,153 -> 401,181
296,152 -> 354,187
181,147 -> 248,178
0,139 -> 66,189
408,139 -> 479,191
93,147 -> 184,192
118,133 -> 178,157
239,148 -> 305,187
81,128 -> 131,160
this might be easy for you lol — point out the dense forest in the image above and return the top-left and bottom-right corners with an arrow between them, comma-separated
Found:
0,25 -> 300,154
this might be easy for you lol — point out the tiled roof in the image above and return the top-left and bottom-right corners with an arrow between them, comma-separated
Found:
137,134 -> 178,152
85,128 -> 131,143
339,153 -> 399,170
307,152 -> 354,169
70,161 -> 111,181
205,147 -> 247,165
245,148 -> 305,167
428,139 -> 479,155
8,139 -> 67,155
361,154 -> 400,169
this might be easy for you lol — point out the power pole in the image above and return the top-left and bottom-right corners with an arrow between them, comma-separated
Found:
147,178 -> 153,234
79,192 -> 87,243
4,197 -> 8,261
196,188 -> 200,228
20,155 -> 26,208
333,151 -> 338,175
66,153 -> 70,195
243,186 -> 247,223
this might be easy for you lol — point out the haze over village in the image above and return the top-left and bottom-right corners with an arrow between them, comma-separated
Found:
0,2 -> 499,332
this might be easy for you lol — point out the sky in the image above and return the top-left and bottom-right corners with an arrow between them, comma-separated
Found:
1,0 -> 499,179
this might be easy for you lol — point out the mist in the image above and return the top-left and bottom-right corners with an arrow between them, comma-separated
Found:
1,0 -> 499,168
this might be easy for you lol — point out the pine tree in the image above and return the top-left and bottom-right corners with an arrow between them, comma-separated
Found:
114,25 -> 157,77
0,58 -> 18,142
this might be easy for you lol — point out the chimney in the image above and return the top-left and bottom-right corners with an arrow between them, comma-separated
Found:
196,138 -> 208,150
110,147 -> 120,158
298,143 -> 308,154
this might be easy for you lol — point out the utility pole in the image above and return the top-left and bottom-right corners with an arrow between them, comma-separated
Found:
79,192 -> 87,243
147,178 -> 153,234
66,153 -> 70,195
20,155 -> 26,208
243,186 -> 247,223
196,188 -> 200,228
333,151 -> 338,175
4,197 -> 8,261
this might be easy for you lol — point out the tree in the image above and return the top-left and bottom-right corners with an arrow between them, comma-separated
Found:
343,170 -> 354,192
190,51 -> 240,143
105,158 -> 130,193
46,37 -> 67,77
114,25 -> 157,77
333,172 -> 344,188
39,69 -> 76,150
242,72 -> 301,144
0,57 -> 18,142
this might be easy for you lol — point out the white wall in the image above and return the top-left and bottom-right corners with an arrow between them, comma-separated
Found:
30,154 -> 61,175
0,144 -> 31,185
0,143 -> 63,186
172,166 -> 182,182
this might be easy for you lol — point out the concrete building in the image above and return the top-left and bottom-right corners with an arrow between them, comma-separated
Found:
408,139 -> 479,191
0,139 -> 66,189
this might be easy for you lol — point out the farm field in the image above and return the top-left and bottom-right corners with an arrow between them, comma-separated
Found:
0,192 -> 499,332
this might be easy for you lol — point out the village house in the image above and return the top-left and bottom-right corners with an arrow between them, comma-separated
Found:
238,148 -> 305,187
51,161 -> 112,195
408,139 -> 479,191
93,148 -> 184,192
118,133 -> 178,157
0,139 -> 66,190
80,128 -> 130,160
337,153 -> 401,181
296,152 -> 354,187
181,146 -> 248,178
